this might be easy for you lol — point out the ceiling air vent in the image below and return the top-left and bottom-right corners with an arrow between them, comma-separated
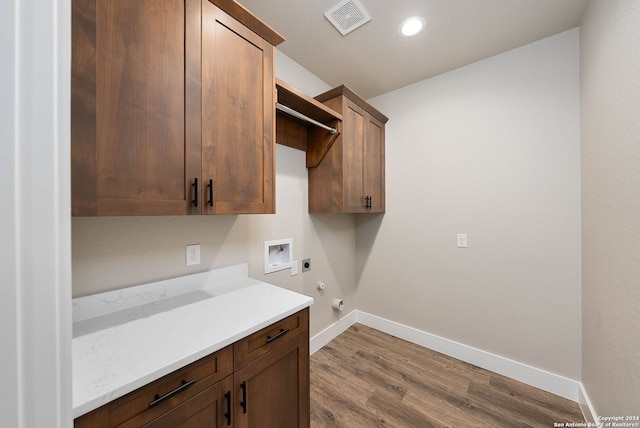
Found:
325,0 -> 371,36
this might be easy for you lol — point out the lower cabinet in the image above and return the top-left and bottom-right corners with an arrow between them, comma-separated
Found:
75,308 -> 309,428
144,376 -> 233,428
233,310 -> 309,428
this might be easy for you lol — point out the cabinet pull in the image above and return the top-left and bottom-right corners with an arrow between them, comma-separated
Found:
192,179 -> 198,207
266,328 -> 289,344
240,381 -> 247,414
364,195 -> 372,209
224,390 -> 232,425
207,179 -> 214,207
148,379 -> 195,408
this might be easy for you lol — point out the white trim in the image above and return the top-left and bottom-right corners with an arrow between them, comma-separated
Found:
310,310 -> 358,354
2,0 -> 73,426
578,382 -> 599,424
0,1 -> 19,425
310,310 -> 582,403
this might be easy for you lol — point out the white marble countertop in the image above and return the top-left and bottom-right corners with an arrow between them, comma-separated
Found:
72,264 -> 313,418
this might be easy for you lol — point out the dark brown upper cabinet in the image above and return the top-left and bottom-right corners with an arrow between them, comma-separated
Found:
71,0 -> 283,216
310,85 -> 389,213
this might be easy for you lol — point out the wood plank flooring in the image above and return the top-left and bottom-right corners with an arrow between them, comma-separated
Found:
310,324 -> 585,427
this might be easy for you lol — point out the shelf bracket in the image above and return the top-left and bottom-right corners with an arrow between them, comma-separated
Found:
306,121 -> 340,168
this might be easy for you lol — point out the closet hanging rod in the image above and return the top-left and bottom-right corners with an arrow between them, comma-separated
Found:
276,103 -> 338,135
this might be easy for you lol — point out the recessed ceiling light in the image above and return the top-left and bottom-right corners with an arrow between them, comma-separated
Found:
399,16 -> 426,37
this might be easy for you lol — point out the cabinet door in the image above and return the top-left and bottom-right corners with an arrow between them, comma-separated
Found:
342,99 -> 385,213
72,0 -> 201,216
364,115 -> 385,213
234,333 -> 309,428
342,99 -> 368,212
201,1 -> 275,214
143,376 -> 233,428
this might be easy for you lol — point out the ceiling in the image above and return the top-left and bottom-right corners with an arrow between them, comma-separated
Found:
236,0 -> 590,99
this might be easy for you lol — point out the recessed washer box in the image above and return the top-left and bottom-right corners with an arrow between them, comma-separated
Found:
264,238 -> 293,274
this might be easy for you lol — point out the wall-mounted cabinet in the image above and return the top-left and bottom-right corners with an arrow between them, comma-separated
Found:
311,85 -> 389,213
71,0 -> 283,216
275,81 -> 388,213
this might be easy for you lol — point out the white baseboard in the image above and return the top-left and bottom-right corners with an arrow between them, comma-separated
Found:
310,310 -> 358,355
310,310 -> 582,403
578,382 -> 599,424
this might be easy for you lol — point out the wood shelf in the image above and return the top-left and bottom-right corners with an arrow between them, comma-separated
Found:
276,79 -> 341,124
275,79 -> 342,167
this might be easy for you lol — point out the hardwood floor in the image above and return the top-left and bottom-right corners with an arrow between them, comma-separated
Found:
310,324 -> 585,427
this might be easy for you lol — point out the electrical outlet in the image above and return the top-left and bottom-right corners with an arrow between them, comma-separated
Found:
186,244 -> 201,266
302,258 -> 311,272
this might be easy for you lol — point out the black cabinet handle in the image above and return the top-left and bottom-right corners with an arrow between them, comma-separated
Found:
224,390 -> 231,426
266,328 -> 289,344
192,178 -> 198,207
207,179 -> 214,207
148,379 -> 195,408
240,381 -> 247,414
364,195 -> 372,209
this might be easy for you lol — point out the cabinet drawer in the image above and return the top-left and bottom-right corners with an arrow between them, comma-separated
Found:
112,346 -> 232,427
75,346 -> 232,428
234,308 -> 309,369
142,375 -> 232,428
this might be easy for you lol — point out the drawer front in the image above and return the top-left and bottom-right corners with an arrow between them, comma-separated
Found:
234,308 -> 309,369
141,375 -> 233,428
109,346 -> 232,427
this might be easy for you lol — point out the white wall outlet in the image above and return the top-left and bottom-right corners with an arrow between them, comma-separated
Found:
186,244 -> 201,265
457,234 -> 468,248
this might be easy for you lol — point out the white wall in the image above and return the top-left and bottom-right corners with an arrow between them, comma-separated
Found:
1,0 -> 72,426
580,0 -> 640,416
358,29 -> 582,380
72,51 -> 356,338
